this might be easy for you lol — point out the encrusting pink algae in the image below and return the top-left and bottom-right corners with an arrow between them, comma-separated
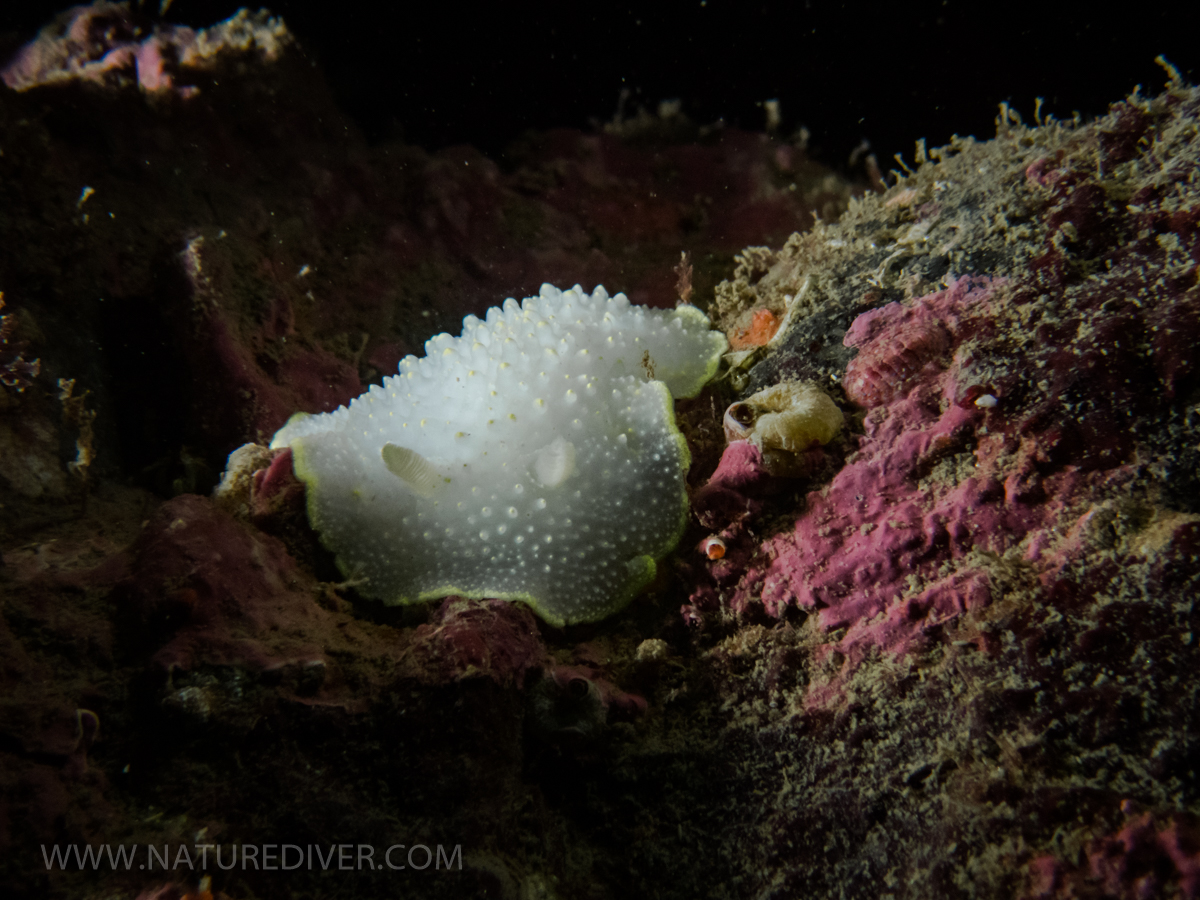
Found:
689,60 -> 1200,898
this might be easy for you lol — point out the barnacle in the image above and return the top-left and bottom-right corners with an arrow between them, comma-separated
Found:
724,381 -> 843,476
527,668 -> 607,738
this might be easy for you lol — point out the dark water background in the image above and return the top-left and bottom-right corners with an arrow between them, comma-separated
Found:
4,0 -> 1199,169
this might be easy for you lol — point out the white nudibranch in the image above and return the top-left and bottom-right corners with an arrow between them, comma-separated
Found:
270,284 -> 727,626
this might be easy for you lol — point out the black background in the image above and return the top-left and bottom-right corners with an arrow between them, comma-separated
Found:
3,0 -> 1200,170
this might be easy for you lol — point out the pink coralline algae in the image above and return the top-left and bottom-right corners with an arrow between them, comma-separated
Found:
1022,811 -> 1200,900
841,277 -> 997,408
691,437 -> 783,530
251,447 -> 298,507
674,80 -> 1200,898
697,149 -> 1200,696
404,597 -> 545,689
693,281 -> 1015,649
1,2 -> 289,97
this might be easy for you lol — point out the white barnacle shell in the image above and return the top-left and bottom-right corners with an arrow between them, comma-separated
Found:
724,381 -> 844,477
269,284 -> 727,626
728,381 -> 843,453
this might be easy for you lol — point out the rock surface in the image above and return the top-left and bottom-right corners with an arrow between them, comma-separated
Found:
2,5 -> 1199,900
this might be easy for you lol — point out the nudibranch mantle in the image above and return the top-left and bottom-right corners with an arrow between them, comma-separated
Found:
270,284 -> 727,626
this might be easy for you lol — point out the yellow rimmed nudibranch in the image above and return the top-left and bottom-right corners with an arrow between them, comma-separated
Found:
270,284 -> 727,626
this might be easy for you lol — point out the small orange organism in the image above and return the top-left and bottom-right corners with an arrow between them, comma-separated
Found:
728,308 -> 780,350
